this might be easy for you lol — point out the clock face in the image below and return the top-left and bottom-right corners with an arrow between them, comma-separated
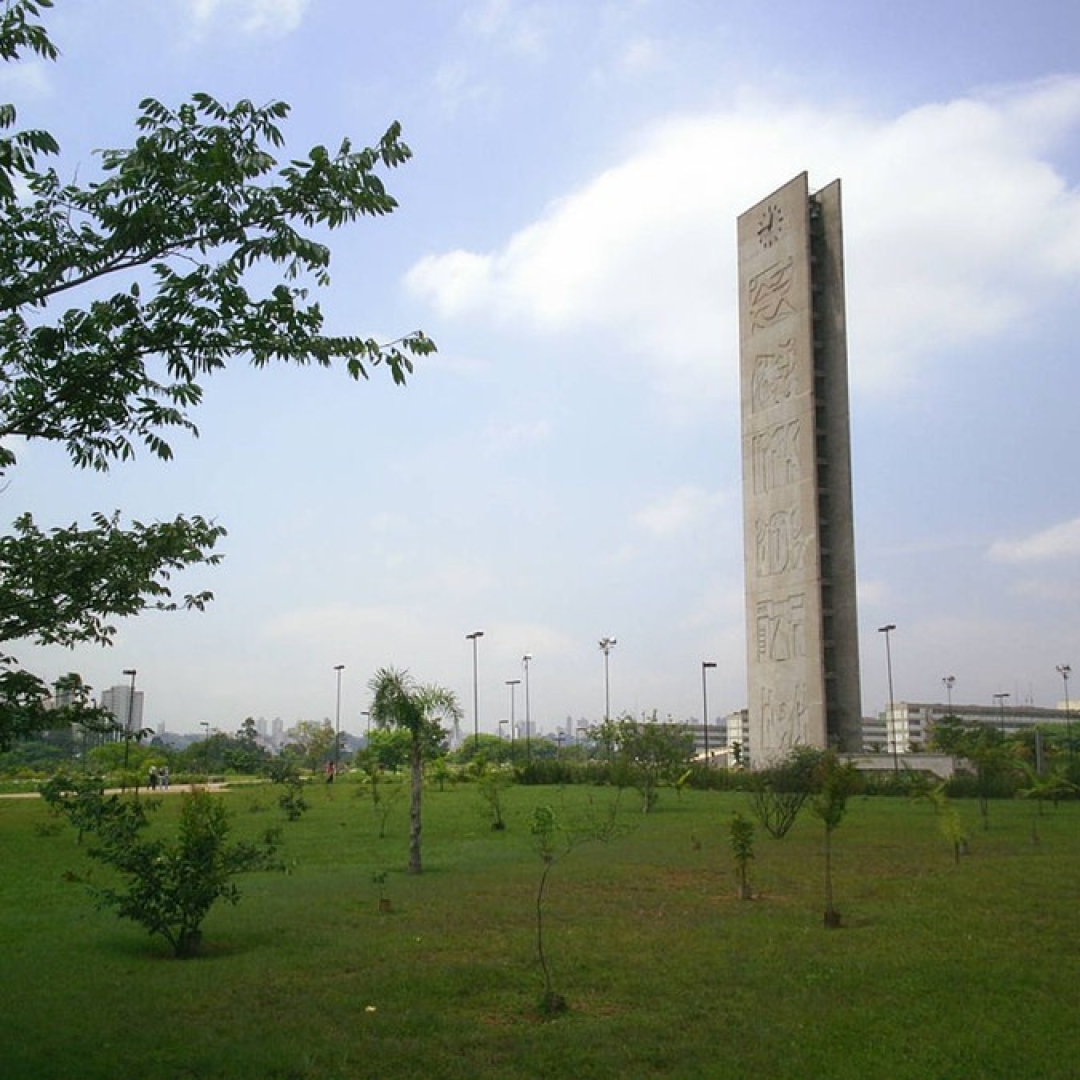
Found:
756,201 -> 784,248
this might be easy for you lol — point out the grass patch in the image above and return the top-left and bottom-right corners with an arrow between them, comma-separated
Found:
4,782 -> 1080,1077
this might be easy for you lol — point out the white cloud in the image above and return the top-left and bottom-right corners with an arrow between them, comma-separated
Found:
988,517 -> 1080,563
0,60 -> 52,99
483,418 -> 552,450
635,485 -> 722,538
463,0 -> 550,59
405,77 -> 1080,409
185,0 -> 310,36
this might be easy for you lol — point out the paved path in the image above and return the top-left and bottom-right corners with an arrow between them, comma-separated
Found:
0,782 -> 231,799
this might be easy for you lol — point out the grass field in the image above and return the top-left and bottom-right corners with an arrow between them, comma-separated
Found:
4,778 -> 1080,1078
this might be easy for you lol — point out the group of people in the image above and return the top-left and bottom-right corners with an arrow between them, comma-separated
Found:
148,765 -> 170,790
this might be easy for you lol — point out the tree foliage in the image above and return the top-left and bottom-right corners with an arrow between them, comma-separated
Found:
746,745 -> 826,839
43,782 -> 280,956
368,666 -> 459,873
594,712 -> 695,812
0,1 -> 433,749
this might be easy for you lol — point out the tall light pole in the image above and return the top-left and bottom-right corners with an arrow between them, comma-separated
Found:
878,625 -> 897,774
993,691 -> 1010,735
333,664 -> 345,770
200,720 -> 211,781
599,637 -> 617,722
701,661 -> 717,765
466,631 -> 484,751
506,679 -> 520,754
1057,664 -> 1072,762
522,653 -> 533,762
942,674 -> 956,714
122,668 -> 137,770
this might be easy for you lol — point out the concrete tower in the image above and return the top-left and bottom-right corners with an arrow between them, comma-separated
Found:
737,173 -> 862,763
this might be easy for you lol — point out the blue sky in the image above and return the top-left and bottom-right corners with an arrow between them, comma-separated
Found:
7,0 -> 1080,736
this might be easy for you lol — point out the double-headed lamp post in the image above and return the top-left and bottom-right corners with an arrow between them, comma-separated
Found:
599,637 -> 617,722
466,631 -> 484,751
333,664 -> 345,769
942,675 -> 956,714
522,654 -> 533,762
122,668 -> 137,770
993,692 -> 1010,735
701,661 -> 717,764
1058,664 -> 1073,761
878,625 -> 897,774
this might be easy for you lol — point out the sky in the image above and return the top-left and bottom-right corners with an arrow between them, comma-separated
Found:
6,0 -> 1080,738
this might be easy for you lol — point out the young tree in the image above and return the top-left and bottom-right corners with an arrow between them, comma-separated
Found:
45,784 -> 280,956
529,799 -> 623,1015
607,713 -> 696,812
0,2 -> 434,750
728,810 -> 755,900
747,745 -> 825,839
809,752 -> 860,929
368,667 -> 460,874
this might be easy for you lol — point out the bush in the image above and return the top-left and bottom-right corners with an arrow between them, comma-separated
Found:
49,786 -> 281,957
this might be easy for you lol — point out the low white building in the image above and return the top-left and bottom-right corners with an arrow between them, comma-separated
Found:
879,701 -> 1074,755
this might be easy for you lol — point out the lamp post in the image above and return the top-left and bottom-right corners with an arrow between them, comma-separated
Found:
1057,664 -> 1072,762
122,668 -> 137,770
333,664 -> 345,770
506,678 -> 521,755
878,625 -> 897,774
200,720 -> 211,782
466,631 -> 484,751
701,661 -> 717,765
522,653 -> 533,762
993,692 -> 1010,735
599,637 -> 617,722
942,674 -> 956,714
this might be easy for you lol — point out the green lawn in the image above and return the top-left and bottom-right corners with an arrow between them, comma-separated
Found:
3,780 -> 1079,1078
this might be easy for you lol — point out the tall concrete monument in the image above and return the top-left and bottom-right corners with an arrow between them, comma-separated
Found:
737,173 -> 862,763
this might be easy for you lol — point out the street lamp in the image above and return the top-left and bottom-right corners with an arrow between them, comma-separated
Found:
942,675 -> 956,714
466,631 -> 484,751
1057,664 -> 1072,762
333,664 -> 345,770
506,678 -> 521,754
599,637 -> 617,722
878,625 -> 898,774
522,654 -> 533,762
993,692 -> 1010,735
122,668 -> 137,770
200,720 -> 211,781
701,661 -> 717,764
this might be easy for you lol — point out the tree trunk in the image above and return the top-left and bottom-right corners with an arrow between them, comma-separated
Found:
408,737 -> 423,874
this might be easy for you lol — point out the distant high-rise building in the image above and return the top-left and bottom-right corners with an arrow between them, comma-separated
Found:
101,684 -> 144,735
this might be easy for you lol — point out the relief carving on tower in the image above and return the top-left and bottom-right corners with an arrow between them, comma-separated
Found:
748,256 -> 796,330
751,340 -> 797,414
751,418 -> 801,495
754,593 -> 807,663
758,680 -> 809,749
754,507 -> 810,578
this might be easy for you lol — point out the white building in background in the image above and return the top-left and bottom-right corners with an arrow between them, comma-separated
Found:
100,683 -> 144,735
878,701 -> 1074,755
